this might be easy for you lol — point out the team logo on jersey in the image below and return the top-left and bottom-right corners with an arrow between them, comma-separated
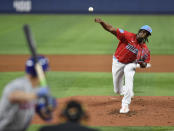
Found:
119,29 -> 124,33
126,44 -> 138,54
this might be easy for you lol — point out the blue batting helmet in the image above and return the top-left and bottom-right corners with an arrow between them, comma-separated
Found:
25,55 -> 49,77
140,25 -> 152,34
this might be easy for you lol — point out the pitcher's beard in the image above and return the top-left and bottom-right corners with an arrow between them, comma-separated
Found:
137,37 -> 144,44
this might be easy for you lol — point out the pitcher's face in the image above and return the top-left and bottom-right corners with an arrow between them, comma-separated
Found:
137,30 -> 148,39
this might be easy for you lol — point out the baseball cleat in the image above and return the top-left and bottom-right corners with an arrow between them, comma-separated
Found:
120,104 -> 129,113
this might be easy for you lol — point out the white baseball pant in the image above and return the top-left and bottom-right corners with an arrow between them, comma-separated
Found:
112,56 -> 136,106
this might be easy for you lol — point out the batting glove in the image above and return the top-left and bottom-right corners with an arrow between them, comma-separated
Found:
37,87 -> 49,98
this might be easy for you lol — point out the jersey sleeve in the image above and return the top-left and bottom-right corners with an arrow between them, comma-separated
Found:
116,28 -> 128,42
3,81 -> 25,98
1,79 -> 26,107
144,50 -> 150,63
142,46 -> 151,63
0,82 -> 20,130
137,46 -> 150,63
143,45 -> 151,63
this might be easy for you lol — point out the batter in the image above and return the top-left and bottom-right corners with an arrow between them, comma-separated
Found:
0,56 -> 50,131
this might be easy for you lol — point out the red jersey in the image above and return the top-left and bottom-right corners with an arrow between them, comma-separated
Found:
113,28 -> 150,64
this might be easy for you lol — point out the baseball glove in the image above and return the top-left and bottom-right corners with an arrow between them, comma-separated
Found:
136,48 -> 149,68
35,95 -> 57,121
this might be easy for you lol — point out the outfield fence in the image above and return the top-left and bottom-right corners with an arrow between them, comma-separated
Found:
0,0 -> 174,14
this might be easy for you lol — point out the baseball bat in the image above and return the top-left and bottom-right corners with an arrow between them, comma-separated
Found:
23,24 -> 47,86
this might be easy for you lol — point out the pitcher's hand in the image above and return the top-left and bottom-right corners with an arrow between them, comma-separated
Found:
95,18 -> 102,23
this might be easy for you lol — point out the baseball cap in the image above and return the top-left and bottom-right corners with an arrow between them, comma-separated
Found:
140,25 -> 152,34
25,55 -> 49,77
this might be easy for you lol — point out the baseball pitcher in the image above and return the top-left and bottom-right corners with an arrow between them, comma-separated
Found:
95,18 -> 152,113
0,56 -> 56,131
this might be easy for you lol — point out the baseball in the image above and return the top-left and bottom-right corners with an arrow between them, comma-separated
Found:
88,7 -> 94,12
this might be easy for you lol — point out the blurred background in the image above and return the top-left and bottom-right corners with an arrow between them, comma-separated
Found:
0,0 -> 174,55
0,0 -> 174,131
1,0 -> 174,14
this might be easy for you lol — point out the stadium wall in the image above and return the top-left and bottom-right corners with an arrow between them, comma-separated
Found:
0,0 -> 174,14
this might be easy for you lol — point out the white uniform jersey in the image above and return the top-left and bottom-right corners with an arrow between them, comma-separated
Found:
0,76 -> 36,131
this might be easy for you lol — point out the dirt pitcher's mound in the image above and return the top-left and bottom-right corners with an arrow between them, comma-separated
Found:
32,96 -> 174,126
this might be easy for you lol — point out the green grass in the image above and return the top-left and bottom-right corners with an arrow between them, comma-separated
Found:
0,14 -> 174,54
27,124 -> 174,131
0,72 -> 174,97
1,14 -> 174,131
27,124 -> 41,131
1,72 -> 174,131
